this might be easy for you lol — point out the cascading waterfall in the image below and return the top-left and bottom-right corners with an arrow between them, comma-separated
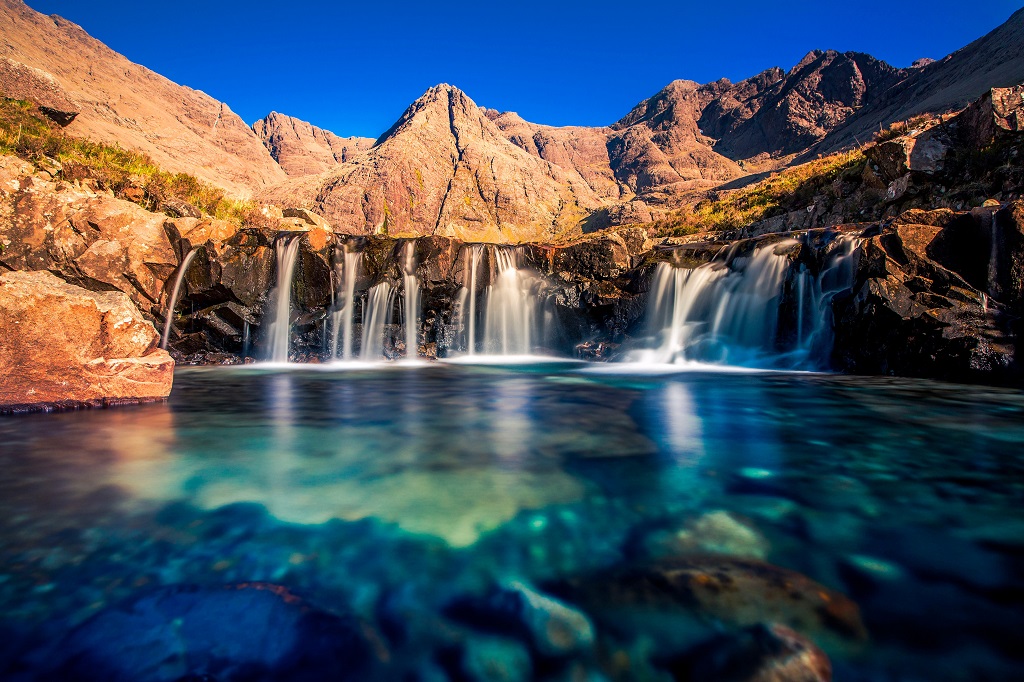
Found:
791,235 -> 860,363
332,245 -> 362,360
482,247 -> 538,355
456,245 -> 484,355
360,282 -> 396,360
160,247 -> 200,349
635,236 -> 859,367
401,241 -> 421,360
267,236 -> 302,363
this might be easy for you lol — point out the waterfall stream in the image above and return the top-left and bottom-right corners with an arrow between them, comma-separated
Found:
402,242 -> 421,360
160,247 -> 200,350
267,237 -> 302,363
332,246 -> 362,360
360,282 -> 396,360
633,236 -> 859,368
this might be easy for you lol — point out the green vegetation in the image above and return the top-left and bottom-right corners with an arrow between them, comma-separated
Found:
650,149 -> 868,236
0,98 -> 265,226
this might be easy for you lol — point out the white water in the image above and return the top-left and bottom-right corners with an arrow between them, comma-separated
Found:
332,246 -> 362,360
456,245 -> 484,355
635,242 -> 795,365
482,247 -> 540,356
402,241 -> 421,360
160,247 -> 200,349
268,237 -> 302,363
791,235 -> 860,360
360,282 -> 396,360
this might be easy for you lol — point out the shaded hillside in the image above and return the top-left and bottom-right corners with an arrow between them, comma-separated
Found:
0,0 -> 286,197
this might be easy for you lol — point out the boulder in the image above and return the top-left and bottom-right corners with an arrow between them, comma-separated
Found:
50,583 -> 376,682
0,57 -> 79,125
867,125 -> 952,182
672,623 -> 832,682
282,206 -> 333,230
957,84 -> 1024,149
0,271 -> 173,410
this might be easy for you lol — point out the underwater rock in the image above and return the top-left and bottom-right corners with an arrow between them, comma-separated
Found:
446,580 -> 595,658
556,557 -> 867,649
638,510 -> 771,561
49,582 -> 377,682
0,270 -> 173,411
457,636 -> 533,682
671,623 -> 832,682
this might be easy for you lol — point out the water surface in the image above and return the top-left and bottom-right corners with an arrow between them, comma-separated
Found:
1,365 -> 1023,680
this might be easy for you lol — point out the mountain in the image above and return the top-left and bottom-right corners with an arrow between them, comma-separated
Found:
0,0 -> 286,197
816,6 -> 1024,154
259,85 -> 602,243
252,112 -> 375,177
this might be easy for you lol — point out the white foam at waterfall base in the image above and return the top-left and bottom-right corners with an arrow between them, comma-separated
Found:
267,237 -> 302,363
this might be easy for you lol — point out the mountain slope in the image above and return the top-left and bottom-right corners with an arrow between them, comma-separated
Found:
0,0 -> 286,197
816,7 -> 1024,154
252,112 -> 375,177
259,85 -> 603,242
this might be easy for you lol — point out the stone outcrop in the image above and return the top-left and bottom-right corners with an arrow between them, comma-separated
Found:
252,112 -> 375,177
0,0 -> 287,197
833,206 -> 1021,384
0,155 -> 177,313
259,85 -> 603,243
0,270 -> 173,410
0,56 -> 78,125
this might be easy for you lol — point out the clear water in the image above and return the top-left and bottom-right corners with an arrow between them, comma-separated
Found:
1,365 -> 1023,680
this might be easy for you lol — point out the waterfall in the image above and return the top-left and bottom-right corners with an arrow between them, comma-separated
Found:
457,245 -> 484,355
483,247 -> 538,355
791,235 -> 860,362
160,247 -> 200,349
360,282 -> 396,360
635,236 -> 860,368
332,245 -> 362,360
267,236 -> 302,363
401,241 -> 421,360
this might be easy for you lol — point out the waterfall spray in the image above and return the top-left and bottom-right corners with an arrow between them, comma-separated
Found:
332,244 -> 362,360
402,241 -> 421,360
360,282 -> 396,360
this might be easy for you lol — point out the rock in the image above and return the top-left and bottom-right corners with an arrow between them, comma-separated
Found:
672,623 -> 832,682
0,0 -> 286,197
446,580 -> 595,658
639,510 -> 770,560
50,582 -> 376,682
866,124 -> 952,181
158,197 -> 202,218
282,206 -> 333,230
253,112 -> 375,177
0,270 -> 173,410
0,159 -> 177,311
958,84 -> 1024,149
557,557 -> 867,648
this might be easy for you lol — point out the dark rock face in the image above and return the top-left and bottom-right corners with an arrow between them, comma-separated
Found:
670,623 -> 832,682
49,583 -> 376,682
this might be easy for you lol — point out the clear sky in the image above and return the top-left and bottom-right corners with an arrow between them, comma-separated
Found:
23,0 -> 1023,139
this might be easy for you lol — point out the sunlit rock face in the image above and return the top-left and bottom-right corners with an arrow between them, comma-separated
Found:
0,270 -> 173,409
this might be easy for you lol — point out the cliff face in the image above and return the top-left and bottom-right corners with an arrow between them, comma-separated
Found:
258,85 -> 604,242
0,0 -> 286,197
252,112 -> 375,177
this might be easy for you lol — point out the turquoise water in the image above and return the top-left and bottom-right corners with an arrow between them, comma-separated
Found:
1,364 -> 1023,680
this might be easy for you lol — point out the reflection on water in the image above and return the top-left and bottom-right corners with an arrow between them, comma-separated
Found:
1,365 -> 1023,680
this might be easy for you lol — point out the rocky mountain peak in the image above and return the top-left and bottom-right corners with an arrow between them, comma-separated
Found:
252,111 -> 373,178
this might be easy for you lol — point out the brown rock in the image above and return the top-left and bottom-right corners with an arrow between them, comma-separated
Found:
0,270 -> 173,409
281,207 -> 332,230
866,125 -> 952,181
252,112 -> 375,177
958,84 -> 1024,148
0,0 -> 286,197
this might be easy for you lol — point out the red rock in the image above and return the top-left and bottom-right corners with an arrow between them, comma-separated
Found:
253,112 -> 375,177
0,270 -> 173,409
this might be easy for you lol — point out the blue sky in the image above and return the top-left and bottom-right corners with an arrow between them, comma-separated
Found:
24,1 -> 1023,139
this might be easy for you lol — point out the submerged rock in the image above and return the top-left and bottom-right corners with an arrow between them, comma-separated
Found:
637,510 -> 771,561
49,582 -> 377,682
671,623 -> 832,682
556,557 -> 867,649
0,270 -> 173,411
